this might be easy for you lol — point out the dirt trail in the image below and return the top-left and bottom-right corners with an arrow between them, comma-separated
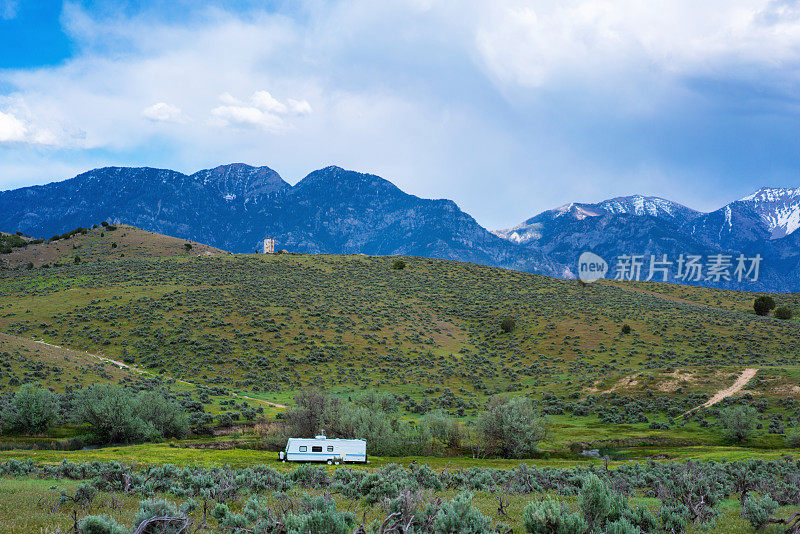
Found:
683,368 -> 758,415
32,339 -> 287,409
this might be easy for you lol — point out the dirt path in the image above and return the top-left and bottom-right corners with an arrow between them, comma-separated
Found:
683,368 -> 758,415
32,338 -> 288,409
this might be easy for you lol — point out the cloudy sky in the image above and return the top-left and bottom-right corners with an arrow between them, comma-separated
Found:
1,0 -> 800,229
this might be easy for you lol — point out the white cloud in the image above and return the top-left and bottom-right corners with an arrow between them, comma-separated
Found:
251,90 -> 287,114
142,102 -> 183,123
209,90 -> 311,130
473,0 -> 800,91
0,111 -> 26,142
1,1 -> 800,226
0,107 -> 64,146
287,98 -> 313,116
210,104 -> 284,131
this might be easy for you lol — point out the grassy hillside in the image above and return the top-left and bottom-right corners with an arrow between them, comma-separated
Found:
0,223 -> 226,269
1,225 -> 799,413
0,333 -> 134,392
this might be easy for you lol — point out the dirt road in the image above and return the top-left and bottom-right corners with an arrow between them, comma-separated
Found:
683,368 -> 758,415
32,338 -> 288,409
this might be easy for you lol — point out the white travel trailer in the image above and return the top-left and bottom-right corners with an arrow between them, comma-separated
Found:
279,434 -> 367,464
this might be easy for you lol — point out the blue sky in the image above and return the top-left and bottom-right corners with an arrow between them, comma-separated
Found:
1,0 -> 800,229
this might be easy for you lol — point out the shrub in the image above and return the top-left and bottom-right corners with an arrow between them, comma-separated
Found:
184,243 -> 192,251
135,391 -> 189,438
742,494 -> 778,530
659,505 -> 687,534
2,384 -> 58,434
476,397 -> 547,458
775,306 -> 792,320
284,389 -> 329,438
356,464 -> 417,504
719,405 -> 758,443
420,410 -> 462,450
657,462 -> 722,527
500,317 -> 516,333
624,504 -> 657,533
284,494 -> 355,534
290,464 -> 330,488
133,499 -> 187,534
392,259 -> 406,270
754,296 -> 776,316
77,515 -> 127,534
431,492 -> 494,534
336,404 -> 396,455
578,474 -> 626,531
71,385 -> 188,444
620,324 -> 631,335
72,385 -> 155,443
523,498 -> 587,534
605,518 -> 639,534
353,390 -> 399,413
786,427 -> 800,448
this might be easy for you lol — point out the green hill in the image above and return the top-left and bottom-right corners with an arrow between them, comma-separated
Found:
1,226 -> 799,413
0,223 -> 226,270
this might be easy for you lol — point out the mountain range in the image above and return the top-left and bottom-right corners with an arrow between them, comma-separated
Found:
2,163 -> 800,291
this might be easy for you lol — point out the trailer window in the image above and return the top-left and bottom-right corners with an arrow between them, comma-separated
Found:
312,446 -> 322,453
299,446 -> 307,452
327,446 -> 334,452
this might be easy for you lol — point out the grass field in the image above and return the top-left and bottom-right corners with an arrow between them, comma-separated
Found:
1,226 -> 800,452
1,476 -> 787,534
2,225 -> 800,532
2,226 -> 799,405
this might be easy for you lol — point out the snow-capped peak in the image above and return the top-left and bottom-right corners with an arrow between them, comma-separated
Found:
736,187 -> 800,239
552,202 -> 603,220
739,187 -> 800,203
493,195 -> 699,246
594,195 -> 693,219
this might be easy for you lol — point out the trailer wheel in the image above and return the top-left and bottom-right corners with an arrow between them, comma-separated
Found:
334,461 -> 340,465
282,460 -> 286,463
327,459 -> 333,465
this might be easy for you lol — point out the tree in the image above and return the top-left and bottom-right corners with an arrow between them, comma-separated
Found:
719,405 -> 758,443
71,386 -> 188,444
753,296 -> 776,316
2,384 -> 58,434
620,324 -> 631,335
135,391 -> 189,438
500,317 -> 516,333
285,389 -> 331,438
392,259 -> 406,270
775,306 -> 792,320
72,385 -> 155,444
184,243 -> 192,251
420,410 -> 462,450
476,397 -> 547,458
